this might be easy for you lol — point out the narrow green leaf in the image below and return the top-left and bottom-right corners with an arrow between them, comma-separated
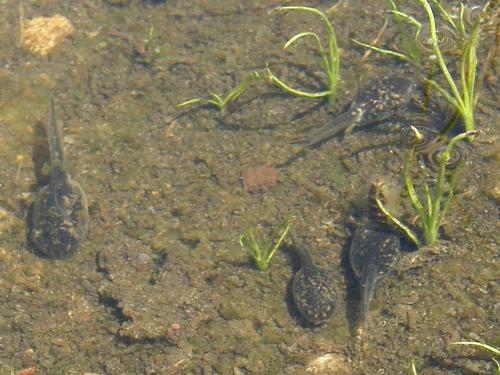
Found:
267,67 -> 332,98
177,98 -> 203,108
352,39 -> 414,63
451,341 -> 500,356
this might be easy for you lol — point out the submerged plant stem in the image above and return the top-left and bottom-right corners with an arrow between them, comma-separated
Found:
354,0 -> 488,138
377,130 -> 477,247
268,6 -> 340,106
374,183 -> 421,247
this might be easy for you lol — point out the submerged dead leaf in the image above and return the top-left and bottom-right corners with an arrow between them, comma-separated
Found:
242,164 -> 278,192
15,366 -> 36,375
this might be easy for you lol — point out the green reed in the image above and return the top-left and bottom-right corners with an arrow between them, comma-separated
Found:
353,0 -> 493,139
137,25 -> 163,66
411,341 -> 499,374
375,128 -> 478,247
451,341 -> 500,372
177,71 -> 259,112
239,216 -> 294,270
267,6 -> 340,106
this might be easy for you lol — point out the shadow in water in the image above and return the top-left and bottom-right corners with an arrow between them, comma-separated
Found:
25,121 -> 51,257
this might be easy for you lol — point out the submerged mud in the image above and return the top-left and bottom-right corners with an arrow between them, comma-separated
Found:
0,0 -> 498,374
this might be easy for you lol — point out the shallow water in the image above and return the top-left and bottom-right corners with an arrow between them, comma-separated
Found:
0,0 -> 498,374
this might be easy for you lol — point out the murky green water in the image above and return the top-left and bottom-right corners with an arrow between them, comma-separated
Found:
0,0 -> 498,374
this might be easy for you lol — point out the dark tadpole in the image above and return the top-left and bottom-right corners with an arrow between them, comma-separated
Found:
276,75 -> 417,168
30,96 -> 89,259
290,232 -> 337,324
349,224 -> 400,330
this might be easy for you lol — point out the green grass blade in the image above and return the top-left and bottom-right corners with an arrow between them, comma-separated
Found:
418,0 -> 463,111
240,228 -> 265,269
458,3 -> 467,36
177,98 -> 203,108
450,341 -> 500,356
208,92 -> 223,103
410,359 -> 418,375
220,71 -> 259,107
277,6 -> 334,34
266,217 -> 294,263
493,357 -> 500,372
387,3 -> 422,62
403,145 -> 424,214
284,32 -> 329,73
352,39 -> 414,63
425,79 -> 461,112
374,183 -> 421,247
421,178 -> 433,218
429,0 -> 457,29
274,6 -> 339,105
284,31 -> 319,49
267,67 -> 332,98
439,169 -> 458,224
389,10 -> 422,28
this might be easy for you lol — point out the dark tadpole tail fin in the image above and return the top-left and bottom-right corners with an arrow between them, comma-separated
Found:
359,267 -> 378,329
47,96 -> 69,187
274,147 -> 307,169
302,110 -> 359,149
289,230 -> 315,270
275,110 -> 363,168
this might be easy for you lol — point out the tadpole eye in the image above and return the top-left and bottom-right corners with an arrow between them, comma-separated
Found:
399,126 -> 437,151
425,141 -> 465,171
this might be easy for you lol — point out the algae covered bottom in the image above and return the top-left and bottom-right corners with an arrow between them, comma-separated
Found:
0,0 -> 498,373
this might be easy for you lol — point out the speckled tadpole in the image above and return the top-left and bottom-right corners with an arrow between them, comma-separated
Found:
31,96 -> 89,259
298,75 -> 416,148
277,75 -> 417,168
291,233 -> 336,324
349,225 -> 400,328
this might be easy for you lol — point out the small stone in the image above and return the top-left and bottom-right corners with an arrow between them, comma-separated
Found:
306,353 -> 351,374
486,177 -> 500,203
21,14 -> 74,56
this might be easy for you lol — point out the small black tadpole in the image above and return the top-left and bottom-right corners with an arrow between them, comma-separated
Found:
290,232 -> 337,324
30,96 -> 89,259
277,75 -> 417,168
349,225 -> 400,329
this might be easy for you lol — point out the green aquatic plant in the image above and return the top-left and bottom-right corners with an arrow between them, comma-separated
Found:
387,0 -> 423,63
177,71 -> 260,111
239,217 -> 294,270
267,6 -> 340,106
353,0 -> 494,138
374,128 -> 478,247
410,341 -> 500,374
136,25 -> 163,66
410,359 -> 418,375
451,341 -> 500,372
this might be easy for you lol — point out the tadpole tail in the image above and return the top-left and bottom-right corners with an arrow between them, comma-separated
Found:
47,96 -> 67,184
301,110 -> 358,149
359,268 -> 377,328
275,110 -> 359,169
289,230 -> 314,270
